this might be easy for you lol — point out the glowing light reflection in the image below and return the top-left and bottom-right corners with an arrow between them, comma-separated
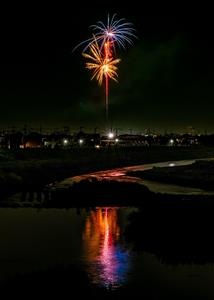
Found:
82,208 -> 130,289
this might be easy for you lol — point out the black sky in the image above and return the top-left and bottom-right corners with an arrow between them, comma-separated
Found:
0,5 -> 214,132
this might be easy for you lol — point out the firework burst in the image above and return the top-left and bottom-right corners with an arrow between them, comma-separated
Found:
74,14 -> 136,122
73,14 -> 137,53
91,14 -> 137,51
82,39 -> 121,85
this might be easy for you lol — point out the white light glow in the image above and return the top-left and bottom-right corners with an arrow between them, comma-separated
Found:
108,133 -> 114,139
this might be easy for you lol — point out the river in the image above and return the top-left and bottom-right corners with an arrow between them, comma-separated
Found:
0,206 -> 214,298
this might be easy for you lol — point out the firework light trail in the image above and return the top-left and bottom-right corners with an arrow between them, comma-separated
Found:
74,14 -> 137,52
82,39 -> 121,86
75,14 -> 136,122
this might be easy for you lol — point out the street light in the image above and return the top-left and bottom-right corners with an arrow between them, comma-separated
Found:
63,139 -> 68,145
108,132 -> 114,139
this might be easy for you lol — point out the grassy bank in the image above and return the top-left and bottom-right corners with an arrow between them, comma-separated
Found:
0,145 -> 214,197
129,159 -> 214,190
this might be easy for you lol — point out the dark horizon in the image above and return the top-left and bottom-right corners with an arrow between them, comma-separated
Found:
0,8 -> 213,131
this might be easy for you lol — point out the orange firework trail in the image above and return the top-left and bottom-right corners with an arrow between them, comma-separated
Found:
104,41 -> 110,121
82,39 -> 120,119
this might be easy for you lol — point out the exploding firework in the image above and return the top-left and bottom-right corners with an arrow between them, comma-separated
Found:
73,14 -> 136,53
91,14 -> 137,51
83,39 -> 120,119
82,39 -> 121,86
75,14 -> 136,122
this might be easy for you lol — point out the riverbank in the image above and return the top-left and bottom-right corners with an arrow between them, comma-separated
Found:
0,146 -> 214,199
128,159 -> 214,190
3,180 -> 214,209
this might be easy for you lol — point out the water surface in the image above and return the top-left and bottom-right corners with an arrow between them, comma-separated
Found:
0,207 -> 214,298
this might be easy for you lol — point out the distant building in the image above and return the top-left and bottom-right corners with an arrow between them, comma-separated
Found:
5,132 -> 23,149
23,132 -> 43,148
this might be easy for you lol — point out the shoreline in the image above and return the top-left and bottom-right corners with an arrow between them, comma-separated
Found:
2,180 -> 214,209
128,159 -> 214,191
1,145 -> 214,204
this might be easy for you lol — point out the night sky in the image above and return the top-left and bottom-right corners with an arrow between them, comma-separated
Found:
0,5 -> 213,133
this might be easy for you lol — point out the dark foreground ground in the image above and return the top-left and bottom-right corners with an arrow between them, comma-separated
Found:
129,159 -> 214,190
1,146 -> 214,299
1,145 -> 214,199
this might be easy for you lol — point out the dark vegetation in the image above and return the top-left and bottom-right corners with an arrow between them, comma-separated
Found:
1,146 -> 214,199
129,159 -> 214,190
49,179 -> 151,208
3,179 -> 213,209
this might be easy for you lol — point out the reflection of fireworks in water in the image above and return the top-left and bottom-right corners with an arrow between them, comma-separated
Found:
82,208 -> 130,289
75,14 -> 136,122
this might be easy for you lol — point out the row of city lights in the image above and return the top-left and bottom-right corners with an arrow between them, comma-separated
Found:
63,132 -> 119,146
